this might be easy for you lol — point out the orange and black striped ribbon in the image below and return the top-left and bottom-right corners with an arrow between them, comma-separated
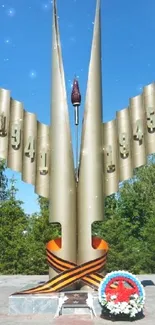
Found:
13,236 -> 108,295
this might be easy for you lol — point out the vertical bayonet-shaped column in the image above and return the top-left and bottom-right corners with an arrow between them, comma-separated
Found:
78,0 -> 103,276
49,0 -> 77,278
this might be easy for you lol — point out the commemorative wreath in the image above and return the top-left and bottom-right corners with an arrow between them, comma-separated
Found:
98,271 -> 145,320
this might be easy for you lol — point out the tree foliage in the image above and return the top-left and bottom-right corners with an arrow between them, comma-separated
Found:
0,177 -> 28,274
93,158 -> 155,274
21,196 -> 61,274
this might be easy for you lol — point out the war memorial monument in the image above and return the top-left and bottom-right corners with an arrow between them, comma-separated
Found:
0,0 -> 155,321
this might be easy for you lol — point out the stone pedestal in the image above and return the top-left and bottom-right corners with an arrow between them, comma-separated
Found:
9,288 -> 101,316
9,293 -> 58,315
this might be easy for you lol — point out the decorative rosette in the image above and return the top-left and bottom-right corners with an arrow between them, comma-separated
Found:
99,271 -> 145,318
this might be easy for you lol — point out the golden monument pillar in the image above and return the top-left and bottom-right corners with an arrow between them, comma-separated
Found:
1,0 -> 155,295
49,0 -> 77,281
77,0 -> 104,287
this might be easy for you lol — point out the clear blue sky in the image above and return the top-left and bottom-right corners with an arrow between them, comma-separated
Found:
0,0 -> 155,214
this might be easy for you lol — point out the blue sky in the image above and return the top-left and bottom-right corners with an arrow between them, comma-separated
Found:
0,0 -> 155,214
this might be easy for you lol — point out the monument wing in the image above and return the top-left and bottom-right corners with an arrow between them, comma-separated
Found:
0,89 -> 50,198
102,83 -> 155,196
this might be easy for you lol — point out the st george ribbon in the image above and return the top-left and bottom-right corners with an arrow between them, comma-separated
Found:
13,238 -> 108,294
1,0 -> 155,293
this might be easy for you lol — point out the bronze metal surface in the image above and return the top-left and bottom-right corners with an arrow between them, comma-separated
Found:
7,99 -> 24,172
116,107 -> 133,182
103,119 -> 119,196
22,111 -> 37,186
35,122 -> 50,198
62,292 -> 88,307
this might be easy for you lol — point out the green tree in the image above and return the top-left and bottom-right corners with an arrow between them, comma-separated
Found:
0,177 -> 28,274
24,197 -> 61,274
93,157 -> 155,274
141,213 -> 155,273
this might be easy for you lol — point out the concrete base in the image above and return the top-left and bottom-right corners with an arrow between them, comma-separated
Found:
9,286 -> 101,316
9,293 -> 59,315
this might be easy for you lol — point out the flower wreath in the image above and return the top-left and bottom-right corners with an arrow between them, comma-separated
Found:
98,271 -> 145,318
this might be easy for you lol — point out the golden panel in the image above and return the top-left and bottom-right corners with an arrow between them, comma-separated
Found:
116,107 -> 133,182
35,122 -> 50,199
7,99 -> 24,172
130,94 -> 146,168
22,111 -> 37,185
0,90 -> 50,198
0,88 -> 10,160
103,120 -> 119,196
143,83 -> 155,155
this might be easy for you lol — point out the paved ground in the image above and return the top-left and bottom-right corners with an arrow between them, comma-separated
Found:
0,275 -> 154,324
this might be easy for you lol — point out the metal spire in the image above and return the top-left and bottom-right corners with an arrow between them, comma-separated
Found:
49,0 -> 77,282
77,0 -> 104,285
